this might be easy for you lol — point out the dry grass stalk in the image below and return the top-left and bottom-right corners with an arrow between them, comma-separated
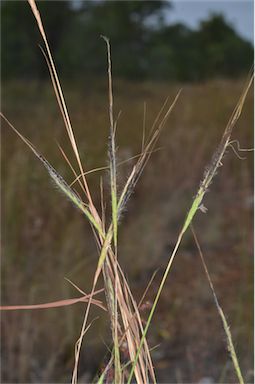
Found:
191,226 -> 245,384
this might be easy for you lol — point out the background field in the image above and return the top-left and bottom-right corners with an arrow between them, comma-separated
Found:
1,77 -> 253,383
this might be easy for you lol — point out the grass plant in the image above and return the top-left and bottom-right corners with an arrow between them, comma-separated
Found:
126,72 -> 253,384
1,1 -> 253,383
191,226 -> 245,384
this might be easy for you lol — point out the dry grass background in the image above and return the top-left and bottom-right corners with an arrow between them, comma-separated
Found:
1,78 -> 253,383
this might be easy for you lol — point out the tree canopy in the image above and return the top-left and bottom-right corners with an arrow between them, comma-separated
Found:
1,0 -> 253,82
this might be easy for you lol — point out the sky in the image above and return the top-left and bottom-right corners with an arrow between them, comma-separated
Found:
169,0 -> 254,43
73,0 -> 254,44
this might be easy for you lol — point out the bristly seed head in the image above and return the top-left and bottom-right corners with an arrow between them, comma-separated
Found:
199,204 -> 208,213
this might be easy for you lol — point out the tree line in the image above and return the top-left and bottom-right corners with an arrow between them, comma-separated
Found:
2,0 -> 253,82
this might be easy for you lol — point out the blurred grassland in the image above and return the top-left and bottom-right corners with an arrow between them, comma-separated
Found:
1,78 -> 253,383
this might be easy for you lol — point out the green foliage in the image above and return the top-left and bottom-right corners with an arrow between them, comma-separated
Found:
1,1 -> 253,81
193,14 -> 254,79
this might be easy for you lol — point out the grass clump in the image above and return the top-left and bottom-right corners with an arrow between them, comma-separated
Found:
1,1 -> 253,383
